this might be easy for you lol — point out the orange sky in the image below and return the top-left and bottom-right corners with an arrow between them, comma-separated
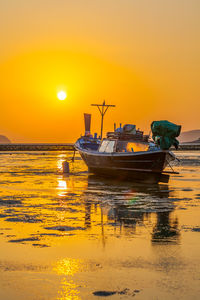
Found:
0,0 -> 199,142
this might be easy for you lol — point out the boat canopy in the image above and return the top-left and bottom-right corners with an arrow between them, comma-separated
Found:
151,120 -> 181,150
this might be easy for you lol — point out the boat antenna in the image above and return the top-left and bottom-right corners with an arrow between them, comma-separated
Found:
91,100 -> 115,139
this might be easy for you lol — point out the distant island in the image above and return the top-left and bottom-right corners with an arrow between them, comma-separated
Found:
179,130 -> 200,143
0,135 -> 11,143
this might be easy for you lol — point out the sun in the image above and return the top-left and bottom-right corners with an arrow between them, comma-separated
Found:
57,91 -> 67,100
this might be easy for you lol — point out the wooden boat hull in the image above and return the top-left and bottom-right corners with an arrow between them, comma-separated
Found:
75,145 -> 174,183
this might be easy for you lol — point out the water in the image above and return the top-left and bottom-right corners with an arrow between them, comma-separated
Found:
0,151 -> 200,300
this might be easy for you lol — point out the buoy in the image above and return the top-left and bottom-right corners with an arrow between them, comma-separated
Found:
62,161 -> 70,174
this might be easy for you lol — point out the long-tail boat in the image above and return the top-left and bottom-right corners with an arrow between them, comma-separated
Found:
75,102 -> 181,183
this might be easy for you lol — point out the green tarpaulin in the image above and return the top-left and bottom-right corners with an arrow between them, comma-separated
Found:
151,120 -> 181,150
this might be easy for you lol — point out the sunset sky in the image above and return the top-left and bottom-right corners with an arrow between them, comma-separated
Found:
0,0 -> 199,142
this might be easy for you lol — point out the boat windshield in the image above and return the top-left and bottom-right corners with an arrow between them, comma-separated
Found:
116,141 -> 149,152
98,140 -> 149,153
98,140 -> 115,153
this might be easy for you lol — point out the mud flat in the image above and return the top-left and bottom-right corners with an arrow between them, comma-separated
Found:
0,151 -> 200,299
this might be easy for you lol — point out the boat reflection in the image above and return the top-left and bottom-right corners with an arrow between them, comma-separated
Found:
81,174 -> 180,244
54,173 -> 180,299
152,212 -> 179,244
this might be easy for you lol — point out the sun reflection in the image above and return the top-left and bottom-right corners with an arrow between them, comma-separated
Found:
54,258 -> 84,276
58,180 -> 67,190
57,153 -> 67,170
53,258 -> 84,299
57,279 -> 81,300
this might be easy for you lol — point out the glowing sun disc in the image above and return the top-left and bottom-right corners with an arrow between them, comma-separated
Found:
57,91 -> 67,100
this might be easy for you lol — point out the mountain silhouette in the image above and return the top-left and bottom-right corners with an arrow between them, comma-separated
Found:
179,130 -> 200,143
0,135 -> 11,143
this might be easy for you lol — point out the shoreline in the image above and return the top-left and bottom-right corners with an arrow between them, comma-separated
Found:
0,143 -> 200,151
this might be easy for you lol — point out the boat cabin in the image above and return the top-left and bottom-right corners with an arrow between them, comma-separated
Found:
98,139 -> 149,153
98,124 -> 150,153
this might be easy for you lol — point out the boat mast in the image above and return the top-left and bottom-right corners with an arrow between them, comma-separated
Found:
91,100 -> 115,140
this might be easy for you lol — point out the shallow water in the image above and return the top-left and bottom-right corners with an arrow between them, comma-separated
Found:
0,151 -> 200,300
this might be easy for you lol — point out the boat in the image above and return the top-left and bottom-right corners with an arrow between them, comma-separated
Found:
75,102 -> 181,183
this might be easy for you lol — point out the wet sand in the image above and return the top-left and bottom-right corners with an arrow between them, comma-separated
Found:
0,151 -> 200,299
